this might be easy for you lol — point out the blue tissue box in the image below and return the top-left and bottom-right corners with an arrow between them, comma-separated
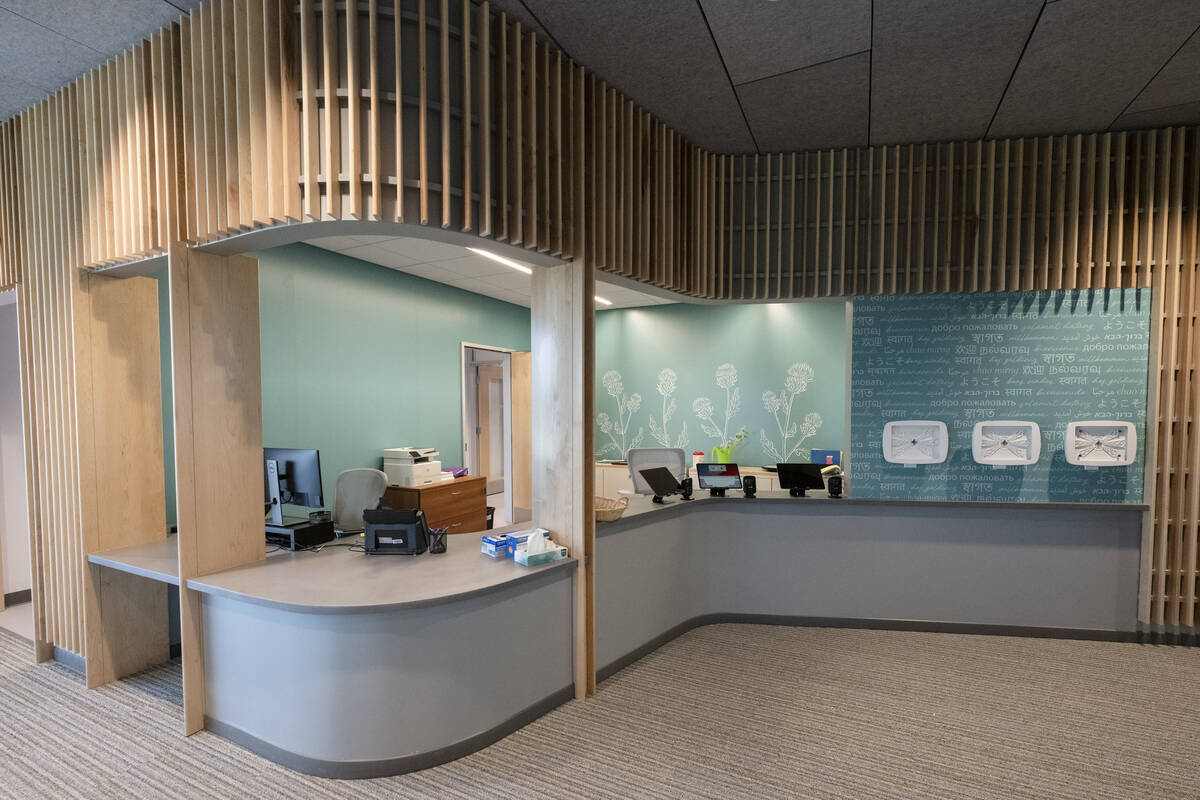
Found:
505,530 -> 550,559
481,534 -> 508,557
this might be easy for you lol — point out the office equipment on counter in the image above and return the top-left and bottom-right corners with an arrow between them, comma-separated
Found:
265,448 -> 335,549
696,462 -> 741,497
742,475 -> 757,498
1065,420 -> 1137,468
481,533 -> 508,557
429,527 -> 448,554
627,448 -> 687,496
679,477 -> 694,501
777,463 -> 827,497
811,449 -> 842,467
638,467 -> 684,504
822,464 -> 845,498
332,468 -> 388,534
385,475 -> 488,533
594,495 -> 630,522
882,420 -> 949,466
363,507 -> 429,554
384,447 -> 444,486
506,529 -> 552,558
972,421 -> 1041,467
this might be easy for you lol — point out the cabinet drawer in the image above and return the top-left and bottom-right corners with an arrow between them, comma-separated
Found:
428,508 -> 488,535
421,485 -> 484,521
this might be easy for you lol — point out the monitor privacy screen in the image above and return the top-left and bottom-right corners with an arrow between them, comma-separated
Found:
697,463 -> 741,489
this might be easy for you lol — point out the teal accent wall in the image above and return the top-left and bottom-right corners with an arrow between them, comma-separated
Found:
258,243 -> 531,507
849,290 -> 1151,503
594,300 -> 849,466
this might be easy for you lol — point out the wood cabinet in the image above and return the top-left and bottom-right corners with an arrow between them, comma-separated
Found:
384,475 -> 489,534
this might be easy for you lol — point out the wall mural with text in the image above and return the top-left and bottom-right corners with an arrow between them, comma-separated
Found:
595,301 -> 849,466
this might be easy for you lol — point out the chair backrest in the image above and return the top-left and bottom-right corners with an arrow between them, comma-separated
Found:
333,468 -> 389,534
626,448 -> 687,496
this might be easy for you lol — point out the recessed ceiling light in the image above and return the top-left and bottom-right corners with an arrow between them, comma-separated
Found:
594,296 -> 613,306
466,247 -> 533,274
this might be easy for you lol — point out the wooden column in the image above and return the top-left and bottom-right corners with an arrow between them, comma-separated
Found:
80,274 -> 169,688
168,243 -> 264,734
531,259 -> 595,698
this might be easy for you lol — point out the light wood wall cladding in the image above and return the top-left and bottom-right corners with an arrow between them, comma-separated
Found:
0,120 -> 20,288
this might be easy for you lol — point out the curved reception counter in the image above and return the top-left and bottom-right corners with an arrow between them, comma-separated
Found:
595,493 -> 1145,679
112,491 -> 1143,779
186,531 -> 577,779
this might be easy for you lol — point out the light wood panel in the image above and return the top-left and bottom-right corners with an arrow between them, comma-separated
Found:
168,243 -> 265,733
511,350 -> 532,517
531,261 -> 595,698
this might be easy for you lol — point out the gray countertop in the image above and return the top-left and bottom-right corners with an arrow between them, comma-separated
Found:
87,536 -> 181,585
186,525 -> 576,614
598,490 -> 1148,536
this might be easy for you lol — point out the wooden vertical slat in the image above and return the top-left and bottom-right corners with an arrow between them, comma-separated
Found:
322,0 -> 341,219
393,0 -> 405,222
346,0 -> 362,219
368,0 -> 382,220
439,0 -> 450,227
300,0 -> 319,219
461,0 -> 472,232
478,1 -> 490,236
418,0 -> 429,224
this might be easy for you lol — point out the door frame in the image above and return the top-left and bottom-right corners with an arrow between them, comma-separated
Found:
461,342 -> 514,525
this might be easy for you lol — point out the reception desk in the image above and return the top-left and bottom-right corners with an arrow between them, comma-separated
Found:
185,529 -> 577,779
595,492 -> 1145,679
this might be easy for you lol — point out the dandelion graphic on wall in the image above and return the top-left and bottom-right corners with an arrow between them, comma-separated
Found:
760,362 -> 823,463
595,369 -> 644,459
648,368 -> 689,449
694,362 -> 744,450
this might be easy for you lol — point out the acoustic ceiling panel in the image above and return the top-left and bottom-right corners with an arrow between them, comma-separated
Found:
0,0 -> 189,56
482,0 -> 551,44
0,8 -> 101,92
1124,27 -> 1200,115
517,0 -> 756,152
870,0 -> 1042,146
738,52 -> 869,153
989,0 -> 1200,138
698,0 -> 869,86
1113,99 -> 1200,132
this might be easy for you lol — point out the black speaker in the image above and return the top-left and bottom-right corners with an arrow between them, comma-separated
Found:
680,477 -> 693,500
827,474 -> 843,498
742,475 -> 757,498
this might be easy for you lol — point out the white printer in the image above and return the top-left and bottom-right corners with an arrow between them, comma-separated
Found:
383,447 -> 444,487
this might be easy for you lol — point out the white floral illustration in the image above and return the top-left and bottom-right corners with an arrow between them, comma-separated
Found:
694,362 -> 744,449
647,368 -> 689,449
760,362 -> 824,463
596,370 -> 644,458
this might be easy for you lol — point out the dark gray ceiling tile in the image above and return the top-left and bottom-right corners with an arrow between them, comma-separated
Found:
0,77 -> 51,123
0,0 -> 181,55
477,0 -> 552,46
0,8 -> 102,92
738,52 -> 869,153
521,0 -> 756,152
1125,27 -> 1200,115
870,0 -> 1042,146
989,0 -> 1200,138
1112,100 -> 1200,132
700,0 -> 870,85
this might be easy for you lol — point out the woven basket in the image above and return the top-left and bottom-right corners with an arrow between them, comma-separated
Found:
594,495 -> 629,523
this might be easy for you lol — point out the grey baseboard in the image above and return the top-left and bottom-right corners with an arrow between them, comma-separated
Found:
52,646 -> 85,675
3,589 -> 31,607
206,683 -> 576,779
597,614 -> 1145,683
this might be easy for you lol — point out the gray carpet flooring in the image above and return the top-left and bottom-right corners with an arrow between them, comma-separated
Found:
1,623 -> 1199,799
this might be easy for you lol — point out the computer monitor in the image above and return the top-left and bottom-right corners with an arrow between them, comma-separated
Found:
696,463 -> 741,490
638,467 -> 681,504
776,462 -> 826,497
264,448 -> 324,525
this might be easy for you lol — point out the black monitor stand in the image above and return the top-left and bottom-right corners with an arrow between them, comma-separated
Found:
709,488 -> 727,497
789,486 -> 807,498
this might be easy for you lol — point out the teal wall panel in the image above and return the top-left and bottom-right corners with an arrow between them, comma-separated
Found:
849,290 -> 1151,503
594,300 -> 849,466
258,244 -> 531,507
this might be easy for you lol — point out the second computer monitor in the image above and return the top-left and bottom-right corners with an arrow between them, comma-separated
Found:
776,462 -> 826,497
696,463 -> 741,490
264,447 -> 324,508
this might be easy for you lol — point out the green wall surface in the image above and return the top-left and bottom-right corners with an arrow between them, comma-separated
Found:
594,300 -> 849,466
258,243 -> 531,507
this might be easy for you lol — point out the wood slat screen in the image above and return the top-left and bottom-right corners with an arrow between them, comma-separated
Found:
1,0 -> 1199,656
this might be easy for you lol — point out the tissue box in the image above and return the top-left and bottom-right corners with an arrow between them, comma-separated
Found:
505,529 -> 551,559
515,545 -> 568,566
481,534 -> 508,557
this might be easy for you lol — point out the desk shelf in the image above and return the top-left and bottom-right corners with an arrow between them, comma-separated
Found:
88,535 -> 181,586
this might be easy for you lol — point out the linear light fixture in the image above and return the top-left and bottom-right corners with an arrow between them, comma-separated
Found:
466,246 -> 533,274
594,295 -> 613,306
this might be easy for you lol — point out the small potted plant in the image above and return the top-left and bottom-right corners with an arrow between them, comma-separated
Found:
711,429 -> 748,463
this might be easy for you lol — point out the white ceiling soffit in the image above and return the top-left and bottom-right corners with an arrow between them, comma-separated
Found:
307,235 -> 676,310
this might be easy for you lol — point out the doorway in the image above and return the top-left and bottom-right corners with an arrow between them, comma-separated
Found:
0,288 -> 33,640
462,344 -> 532,528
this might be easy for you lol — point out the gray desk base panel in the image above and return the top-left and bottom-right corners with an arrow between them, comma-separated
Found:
205,685 -> 575,779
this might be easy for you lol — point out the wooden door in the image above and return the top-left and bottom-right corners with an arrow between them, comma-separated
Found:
476,363 -> 503,493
